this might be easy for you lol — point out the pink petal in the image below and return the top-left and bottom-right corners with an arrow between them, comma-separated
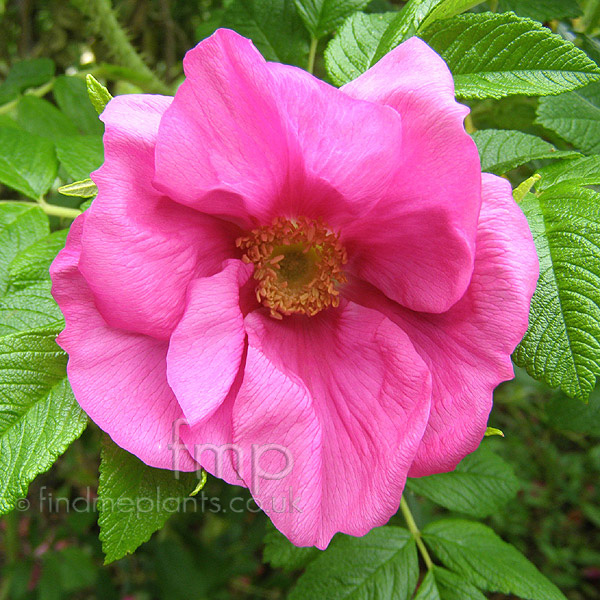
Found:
80,93 -> 237,340
233,341 -> 323,546
241,302 -> 431,548
347,174 -> 538,476
50,214 -> 196,471
263,62 -> 404,223
153,29 -> 296,227
340,37 -> 482,313
166,260 -> 253,428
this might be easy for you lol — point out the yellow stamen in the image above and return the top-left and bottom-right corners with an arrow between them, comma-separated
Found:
236,216 -> 347,319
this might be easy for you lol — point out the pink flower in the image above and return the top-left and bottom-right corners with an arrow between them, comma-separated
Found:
50,30 -> 538,549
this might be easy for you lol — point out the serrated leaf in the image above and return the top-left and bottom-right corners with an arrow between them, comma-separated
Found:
537,82 -> 600,154
0,325 -> 87,515
0,58 -> 55,105
536,156 -> 600,191
58,179 -> 98,199
294,0 -> 370,39
546,387 -> 600,436
98,437 -> 200,564
414,568 -> 487,600
372,0 -> 484,64
514,186 -> 600,401
263,525 -> 320,571
497,0 -> 581,21
472,129 -> 579,175
419,12 -> 600,99
16,96 -> 78,140
407,444 -> 519,518
86,75 -> 112,115
222,0 -> 310,67
289,527 -> 418,600
414,570 -> 440,600
0,204 -> 64,336
54,135 -> 104,180
433,567 -> 487,600
53,76 -> 104,136
422,519 -> 566,599
0,127 -> 58,199
325,12 -> 396,86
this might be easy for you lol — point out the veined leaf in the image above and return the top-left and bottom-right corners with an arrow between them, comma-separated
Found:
414,568 -> 487,600
325,12 -> 396,86
0,325 -> 87,515
407,444 -> 519,518
419,12 -> 600,99
472,129 -> 579,175
422,520 -> 566,599
86,74 -> 112,115
537,81 -> 600,154
514,185 -> 600,401
58,178 -> 98,199
293,0 -> 370,39
497,0 -> 581,22
0,127 -> 58,199
54,135 -> 104,181
0,204 -> 63,336
98,437 -> 200,564
263,525 -> 320,571
53,75 -> 104,136
372,0 -> 485,64
222,0 -> 310,67
289,527 -> 418,600
536,156 -> 600,191
0,58 -> 55,105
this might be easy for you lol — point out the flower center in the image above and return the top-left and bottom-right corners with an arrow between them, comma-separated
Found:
236,217 -> 348,319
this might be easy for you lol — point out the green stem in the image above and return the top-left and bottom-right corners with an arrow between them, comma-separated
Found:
307,37 -> 318,74
1,199 -> 82,220
0,79 -> 55,115
400,496 -> 434,570
38,197 -> 81,220
73,0 -> 170,94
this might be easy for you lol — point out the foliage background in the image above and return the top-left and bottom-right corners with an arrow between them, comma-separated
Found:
0,0 -> 599,599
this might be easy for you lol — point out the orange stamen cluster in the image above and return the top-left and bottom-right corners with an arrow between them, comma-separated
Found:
236,216 -> 348,319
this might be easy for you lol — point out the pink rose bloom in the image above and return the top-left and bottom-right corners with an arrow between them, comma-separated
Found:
50,30 -> 538,549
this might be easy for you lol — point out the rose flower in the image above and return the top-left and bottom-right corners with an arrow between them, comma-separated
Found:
50,30 -> 538,549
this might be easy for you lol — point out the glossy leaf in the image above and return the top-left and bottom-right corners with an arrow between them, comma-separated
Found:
420,12 -> 600,99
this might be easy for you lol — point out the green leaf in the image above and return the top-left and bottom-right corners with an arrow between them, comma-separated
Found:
537,82 -> 600,154
222,0 -> 310,67
546,388 -> 600,436
0,324 -> 87,515
98,437 -> 200,564
433,567 -> 487,600
372,0 -> 485,64
263,525 -> 320,571
0,204 -> 64,336
324,12 -> 396,86
419,12 -> 600,99
514,185 -> 600,401
497,0 -> 581,22
53,75 -> 104,136
472,129 -> 579,175
414,570 -> 440,600
0,58 -> 55,105
289,527 -> 418,600
414,568 -> 487,600
55,135 -> 104,180
86,74 -> 112,115
422,519 -> 567,599
0,127 -> 58,199
293,0 -> 370,39
58,178 -> 98,199
536,155 -> 600,191
407,444 -> 519,518
16,96 -> 78,140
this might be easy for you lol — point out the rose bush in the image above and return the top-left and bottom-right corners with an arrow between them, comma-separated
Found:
50,29 -> 538,549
